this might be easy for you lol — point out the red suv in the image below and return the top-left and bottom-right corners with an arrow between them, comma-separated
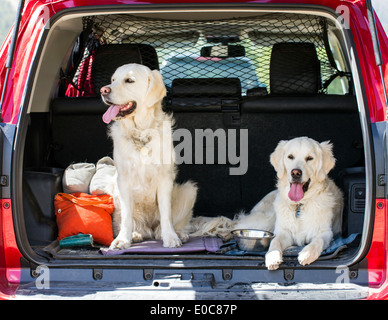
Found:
0,0 -> 387,300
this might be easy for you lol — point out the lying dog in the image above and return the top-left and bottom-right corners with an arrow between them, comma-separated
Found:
235,137 -> 343,270
100,63 -> 197,249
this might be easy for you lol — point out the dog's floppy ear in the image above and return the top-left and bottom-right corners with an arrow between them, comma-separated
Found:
144,69 -> 167,108
316,140 -> 336,181
270,140 -> 287,179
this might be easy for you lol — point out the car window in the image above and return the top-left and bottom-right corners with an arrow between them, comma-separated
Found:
64,14 -> 350,98
160,55 -> 263,95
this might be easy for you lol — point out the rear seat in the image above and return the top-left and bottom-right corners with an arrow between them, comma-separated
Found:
50,98 -> 110,167
240,42 -> 363,210
169,78 -> 241,112
169,78 -> 244,217
50,44 -> 159,168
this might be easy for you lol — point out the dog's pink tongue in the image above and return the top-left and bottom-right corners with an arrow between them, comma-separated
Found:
102,105 -> 121,124
288,183 -> 304,202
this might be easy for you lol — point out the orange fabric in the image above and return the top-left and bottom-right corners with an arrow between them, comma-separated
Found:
55,192 -> 114,246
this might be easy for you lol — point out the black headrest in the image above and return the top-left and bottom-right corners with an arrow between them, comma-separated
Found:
270,43 -> 321,96
170,78 -> 241,110
92,44 -> 159,95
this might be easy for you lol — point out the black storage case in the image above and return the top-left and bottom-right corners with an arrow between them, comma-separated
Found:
23,168 -> 64,246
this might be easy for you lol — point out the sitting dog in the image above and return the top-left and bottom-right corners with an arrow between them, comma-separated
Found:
100,63 -> 197,249
235,137 -> 344,269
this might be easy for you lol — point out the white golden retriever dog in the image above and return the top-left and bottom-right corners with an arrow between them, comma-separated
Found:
100,63 -> 197,249
235,137 -> 343,270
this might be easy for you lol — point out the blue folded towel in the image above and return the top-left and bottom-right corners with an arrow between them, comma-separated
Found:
217,233 -> 359,257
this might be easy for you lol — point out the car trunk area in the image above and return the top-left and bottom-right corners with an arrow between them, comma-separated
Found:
15,7 -> 372,298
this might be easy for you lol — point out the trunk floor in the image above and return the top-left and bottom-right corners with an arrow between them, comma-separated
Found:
32,236 -> 360,263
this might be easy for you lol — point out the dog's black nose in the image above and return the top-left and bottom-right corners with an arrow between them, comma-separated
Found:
291,169 -> 302,180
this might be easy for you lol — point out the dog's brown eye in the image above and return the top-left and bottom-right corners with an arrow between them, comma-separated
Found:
305,156 -> 314,162
288,154 -> 294,160
125,78 -> 134,84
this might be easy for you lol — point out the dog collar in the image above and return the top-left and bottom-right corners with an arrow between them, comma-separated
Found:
295,203 -> 303,218
132,134 -> 152,154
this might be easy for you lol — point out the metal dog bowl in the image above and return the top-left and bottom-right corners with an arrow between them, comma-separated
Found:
232,229 -> 274,252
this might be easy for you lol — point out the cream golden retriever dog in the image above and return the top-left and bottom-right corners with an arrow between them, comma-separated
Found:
100,63 -> 197,249
235,137 -> 343,270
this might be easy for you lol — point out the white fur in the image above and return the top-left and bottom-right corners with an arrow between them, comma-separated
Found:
235,137 -> 343,270
190,216 -> 235,241
101,63 -> 197,249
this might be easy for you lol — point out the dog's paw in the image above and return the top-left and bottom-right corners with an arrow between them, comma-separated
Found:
162,232 -> 182,248
132,231 -> 144,243
265,250 -> 283,270
298,246 -> 320,266
176,231 -> 190,243
109,235 -> 132,250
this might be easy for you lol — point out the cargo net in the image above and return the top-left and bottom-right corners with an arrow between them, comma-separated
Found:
64,13 -> 349,98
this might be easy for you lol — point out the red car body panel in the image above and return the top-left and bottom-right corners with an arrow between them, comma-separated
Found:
0,200 -> 21,298
0,0 -> 387,299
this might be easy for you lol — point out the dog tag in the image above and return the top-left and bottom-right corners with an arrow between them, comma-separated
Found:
140,146 -> 149,156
